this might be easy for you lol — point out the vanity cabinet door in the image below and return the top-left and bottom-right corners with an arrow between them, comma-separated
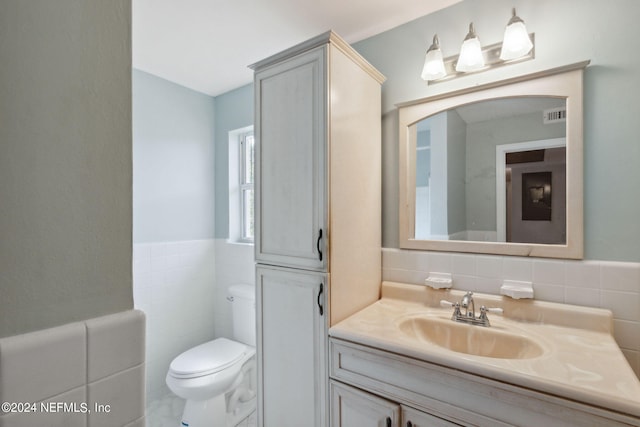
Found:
254,46 -> 327,271
257,266 -> 327,427
331,381 -> 400,427
402,406 -> 462,427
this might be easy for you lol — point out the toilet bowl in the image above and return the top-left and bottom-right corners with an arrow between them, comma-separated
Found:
166,284 -> 256,427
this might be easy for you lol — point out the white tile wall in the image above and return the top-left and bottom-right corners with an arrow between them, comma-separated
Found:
382,248 -> 640,377
135,239 -> 255,425
86,311 -> 146,383
0,322 -> 86,404
0,387 -> 88,427
0,310 -> 145,427
133,239 -> 255,426
88,365 -> 145,427
133,240 -> 217,403
213,240 -> 255,339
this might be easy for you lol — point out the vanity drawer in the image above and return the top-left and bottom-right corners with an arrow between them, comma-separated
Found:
329,338 -> 639,427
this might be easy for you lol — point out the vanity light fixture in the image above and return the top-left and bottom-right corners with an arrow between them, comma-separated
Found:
421,35 -> 446,81
455,23 -> 485,72
500,8 -> 534,60
420,10 -> 535,84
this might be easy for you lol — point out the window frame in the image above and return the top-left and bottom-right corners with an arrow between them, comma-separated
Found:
228,126 -> 255,245
238,131 -> 254,243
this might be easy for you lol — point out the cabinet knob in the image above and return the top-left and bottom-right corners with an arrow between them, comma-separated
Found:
386,417 -> 392,427
406,422 -> 413,427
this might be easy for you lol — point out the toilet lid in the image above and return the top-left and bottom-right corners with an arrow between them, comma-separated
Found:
169,338 -> 247,379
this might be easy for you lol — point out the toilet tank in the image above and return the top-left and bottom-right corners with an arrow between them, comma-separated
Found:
228,284 -> 256,346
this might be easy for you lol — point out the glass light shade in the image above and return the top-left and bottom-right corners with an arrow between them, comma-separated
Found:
456,24 -> 484,73
500,10 -> 533,60
421,35 -> 446,81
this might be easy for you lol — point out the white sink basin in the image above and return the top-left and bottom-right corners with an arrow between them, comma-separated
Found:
397,315 -> 544,359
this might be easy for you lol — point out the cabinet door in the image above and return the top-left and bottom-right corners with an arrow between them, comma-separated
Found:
402,406 -> 462,427
331,381 -> 400,427
257,266 -> 327,427
254,47 -> 327,271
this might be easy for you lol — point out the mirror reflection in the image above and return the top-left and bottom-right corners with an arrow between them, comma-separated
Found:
414,97 -> 567,245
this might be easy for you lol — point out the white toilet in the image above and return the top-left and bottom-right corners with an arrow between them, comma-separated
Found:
166,284 -> 256,427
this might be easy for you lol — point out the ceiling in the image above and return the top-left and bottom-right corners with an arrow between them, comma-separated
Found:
132,0 -> 461,97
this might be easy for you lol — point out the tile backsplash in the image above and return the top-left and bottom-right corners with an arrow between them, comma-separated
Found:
133,242 -> 638,390
133,240 -> 217,403
383,248 -> 640,377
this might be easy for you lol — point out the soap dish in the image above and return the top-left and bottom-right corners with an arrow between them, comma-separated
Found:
425,272 -> 453,289
500,280 -> 534,299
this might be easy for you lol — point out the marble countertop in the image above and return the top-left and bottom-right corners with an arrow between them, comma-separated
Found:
329,281 -> 640,418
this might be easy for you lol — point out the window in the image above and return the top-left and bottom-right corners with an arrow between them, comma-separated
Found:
229,126 -> 254,243
239,131 -> 254,242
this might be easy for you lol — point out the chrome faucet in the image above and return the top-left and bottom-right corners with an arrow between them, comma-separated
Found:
461,292 -> 476,319
440,292 -> 503,327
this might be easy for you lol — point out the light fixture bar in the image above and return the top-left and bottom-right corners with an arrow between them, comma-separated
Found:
429,33 -> 535,85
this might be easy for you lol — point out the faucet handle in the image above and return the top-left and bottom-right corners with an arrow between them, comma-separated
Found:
441,300 -> 462,321
440,300 -> 455,308
480,306 -> 503,317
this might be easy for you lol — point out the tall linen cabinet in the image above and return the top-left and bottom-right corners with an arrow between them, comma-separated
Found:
250,31 -> 385,427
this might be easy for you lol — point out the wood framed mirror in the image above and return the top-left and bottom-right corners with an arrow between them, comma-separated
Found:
398,62 -> 588,259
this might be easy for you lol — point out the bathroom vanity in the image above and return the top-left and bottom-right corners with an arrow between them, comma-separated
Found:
329,282 -> 640,426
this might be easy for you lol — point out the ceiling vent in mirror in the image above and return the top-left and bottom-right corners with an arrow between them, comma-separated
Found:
543,107 -> 567,124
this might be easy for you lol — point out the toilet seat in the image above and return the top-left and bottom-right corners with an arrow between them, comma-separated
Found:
168,338 -> 248,379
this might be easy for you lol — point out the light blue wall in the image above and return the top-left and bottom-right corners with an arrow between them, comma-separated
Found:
447,110 -> 466,235
416,130 -> 430,187
133,70 -> 216,243
428,114 -> 448,236
213,84 -> 254,239
353,0 -> 640,262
